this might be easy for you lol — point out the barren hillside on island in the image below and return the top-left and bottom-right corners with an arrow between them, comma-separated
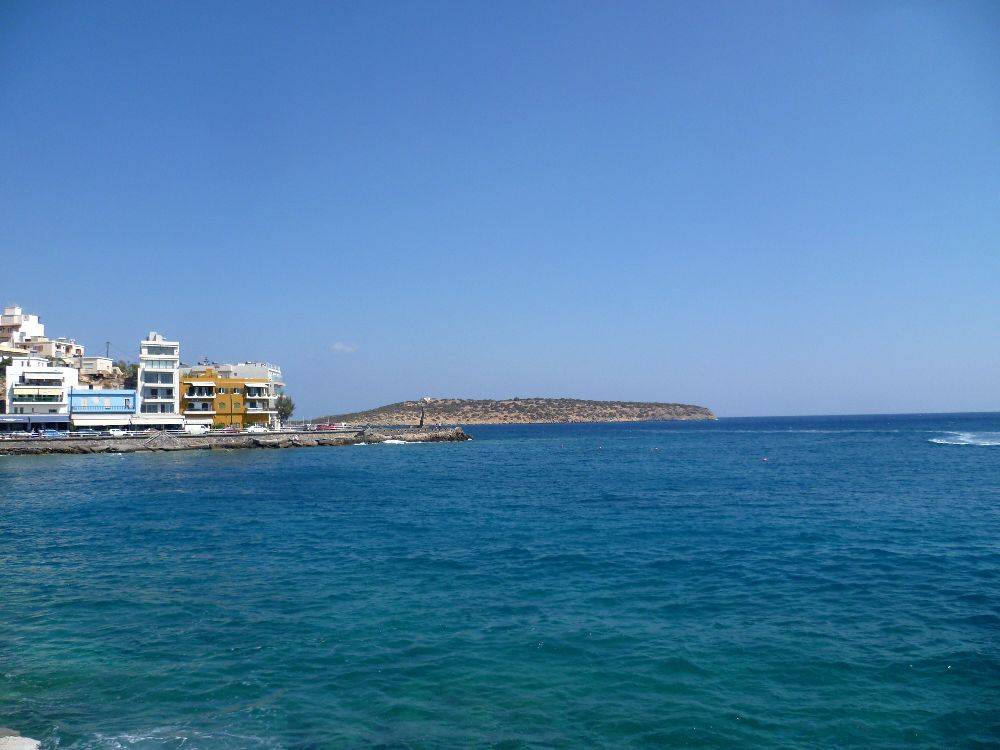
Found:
316,398 -> 715,426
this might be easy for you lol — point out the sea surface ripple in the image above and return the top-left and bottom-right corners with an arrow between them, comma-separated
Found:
2,413 -> 999,748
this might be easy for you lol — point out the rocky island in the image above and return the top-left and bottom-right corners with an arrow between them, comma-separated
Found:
319,397 -> 716,426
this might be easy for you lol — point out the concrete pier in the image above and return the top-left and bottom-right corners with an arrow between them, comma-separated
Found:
0,427 -> 470,456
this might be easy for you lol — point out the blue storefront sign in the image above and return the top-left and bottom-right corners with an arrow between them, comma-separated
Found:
0,415 -> 70,430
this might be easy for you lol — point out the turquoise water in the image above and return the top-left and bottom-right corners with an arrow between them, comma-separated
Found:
2,414 -> 999,748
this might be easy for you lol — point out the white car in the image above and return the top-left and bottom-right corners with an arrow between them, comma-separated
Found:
107,428 -> 128,438
244,425 -> 268,434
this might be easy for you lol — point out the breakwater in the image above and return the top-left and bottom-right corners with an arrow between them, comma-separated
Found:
0,427 -> 470,456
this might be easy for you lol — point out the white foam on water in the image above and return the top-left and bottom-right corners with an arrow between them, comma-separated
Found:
382,439 -> 409,444
929,431 -> 1000,446
77,727 -> 279,749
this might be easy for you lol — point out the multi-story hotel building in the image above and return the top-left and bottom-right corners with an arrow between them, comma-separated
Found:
134,332 -> 184,428
2,356 -> 79,431
180,361 -> 283,429
178,367 -> 275,430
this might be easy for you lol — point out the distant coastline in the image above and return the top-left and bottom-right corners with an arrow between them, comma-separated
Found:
316,397 -> 716,426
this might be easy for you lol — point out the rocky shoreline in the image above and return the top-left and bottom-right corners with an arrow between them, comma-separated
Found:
0,427 -> 470,456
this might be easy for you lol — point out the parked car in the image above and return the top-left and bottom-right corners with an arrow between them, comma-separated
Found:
244,425 -> 268,434
218,426 -> 240,433
107,428 -> 128,438
39,429 -> 66,438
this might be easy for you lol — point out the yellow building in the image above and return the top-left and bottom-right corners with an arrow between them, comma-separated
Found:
178,368 -> 276,429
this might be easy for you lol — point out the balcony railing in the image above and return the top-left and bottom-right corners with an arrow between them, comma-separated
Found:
71,406 -> 134,414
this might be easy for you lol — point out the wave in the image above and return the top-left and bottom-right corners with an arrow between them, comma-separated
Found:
63,727 -> 280,749
929,431 -> 1000,447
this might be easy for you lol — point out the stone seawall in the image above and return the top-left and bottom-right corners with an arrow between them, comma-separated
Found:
0,427 -> 470,456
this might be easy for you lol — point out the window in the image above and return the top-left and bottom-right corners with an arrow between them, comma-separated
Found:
233,401 -> 240,409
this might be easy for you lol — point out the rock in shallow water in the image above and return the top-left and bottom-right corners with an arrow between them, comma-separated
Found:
0,736 -> 41,750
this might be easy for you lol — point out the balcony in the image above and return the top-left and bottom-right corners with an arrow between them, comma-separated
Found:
140,347 -> 178,358
12,387 -> 65,404
184,409 -> 216,415
140,405 -> 176,414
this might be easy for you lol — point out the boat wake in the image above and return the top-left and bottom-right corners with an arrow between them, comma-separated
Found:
929,431 -> 1000,447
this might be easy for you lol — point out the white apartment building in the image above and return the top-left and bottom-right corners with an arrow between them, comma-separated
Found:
134,331 -> 184,428
80,356 -> 116,376
0,306 -> 45,348
21,335 -> 85,362
2,356 -> 78,431
0,307 -> 85,363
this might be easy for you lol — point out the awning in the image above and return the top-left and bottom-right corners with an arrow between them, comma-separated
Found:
184,380 -> 217,386
14,387 -> 64,397
71,415 -> 131,426
0,416 -> 30,424
28,415 -> 70,424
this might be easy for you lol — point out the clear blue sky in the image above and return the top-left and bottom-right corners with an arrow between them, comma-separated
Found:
2,1 -> 998,418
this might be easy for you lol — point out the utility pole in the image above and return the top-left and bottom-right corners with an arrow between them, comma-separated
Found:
106,341 -> 110,358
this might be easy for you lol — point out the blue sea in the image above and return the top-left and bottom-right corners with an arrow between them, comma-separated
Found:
2,414 -> 999,749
